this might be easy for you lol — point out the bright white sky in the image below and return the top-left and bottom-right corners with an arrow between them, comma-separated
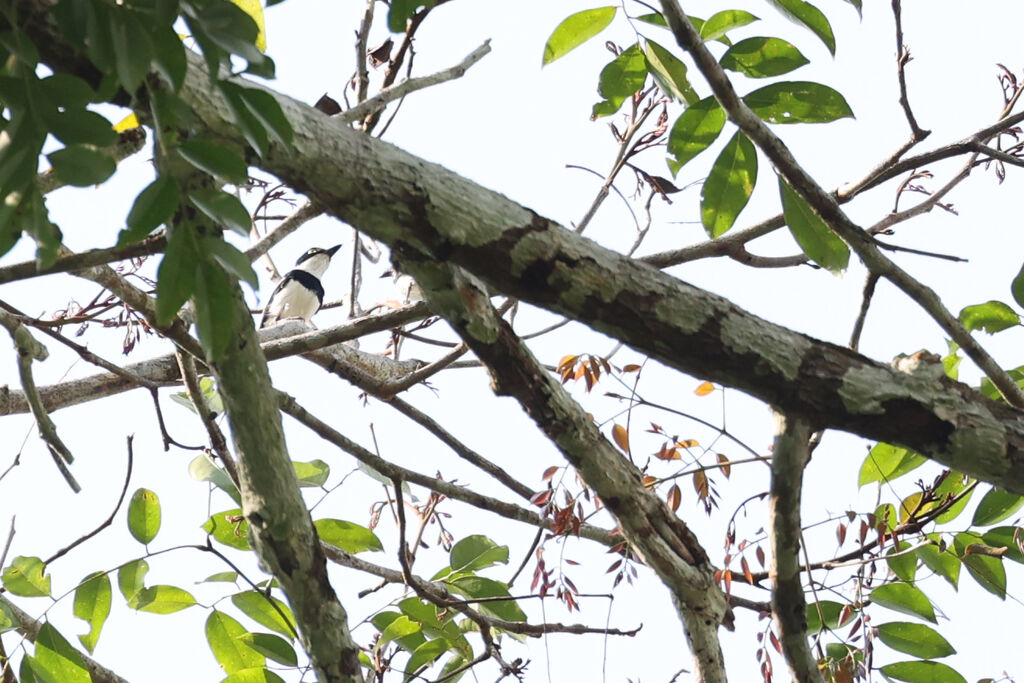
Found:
2,1 -> 1024,681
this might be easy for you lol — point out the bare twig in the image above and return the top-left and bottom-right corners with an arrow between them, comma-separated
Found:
277,390 -> 616,546
849,273 -> 880,352
0,235 -> 166,286
339,41 -> 492,125
175,349 -> 239,485
43,435 -> 134,567
0,307 -> 80,492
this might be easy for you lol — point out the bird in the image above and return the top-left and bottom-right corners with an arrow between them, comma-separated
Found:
381,267 -> 423,305
260,245 -> 342,328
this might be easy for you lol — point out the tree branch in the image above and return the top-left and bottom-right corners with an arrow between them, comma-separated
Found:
768,412 -> 822,683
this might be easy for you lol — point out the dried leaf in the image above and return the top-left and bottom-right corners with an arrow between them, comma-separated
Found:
612,424 -> 630,454
695,381 -> 715,396
717,453 -> 731,477
667,484 -> 681,511
541,466 -> 559,481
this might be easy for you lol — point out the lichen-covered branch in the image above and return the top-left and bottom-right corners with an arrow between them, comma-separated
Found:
402,261 -> 730,682
768,412 -> 822,683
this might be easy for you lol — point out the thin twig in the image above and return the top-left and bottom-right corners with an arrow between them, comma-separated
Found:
175,349 -> 239,485
849,273 -> 880,352
43,435 -> 135,567
339,41 -> 492,124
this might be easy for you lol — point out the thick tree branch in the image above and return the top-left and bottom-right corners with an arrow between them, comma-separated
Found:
403,262 -> 730,682
768,412 -> 822,683
658,0 -> 1024,409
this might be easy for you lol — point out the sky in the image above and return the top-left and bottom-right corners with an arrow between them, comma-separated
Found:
2,0 -> 1024,681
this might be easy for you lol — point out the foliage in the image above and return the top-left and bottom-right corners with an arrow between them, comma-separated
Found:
0,0 -> 1022,682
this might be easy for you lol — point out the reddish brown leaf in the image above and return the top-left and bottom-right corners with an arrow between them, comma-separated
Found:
693,470 -> 709,499
717,453 -> 731,477
741,556 -> 753,584
836,522 -> 847,545
530,490 -> 552,506
667,484 -> 681,511
541,466 -> 559,481
622,364 -> 641,373
642,475 -> 658,487
756,546 -> 766,567
769,631 -> 782,654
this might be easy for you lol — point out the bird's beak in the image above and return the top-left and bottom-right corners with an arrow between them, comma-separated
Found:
380,269 -> 394,279
326,244 -> 342,257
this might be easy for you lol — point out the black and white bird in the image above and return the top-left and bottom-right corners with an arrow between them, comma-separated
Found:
260,245 -> 342,328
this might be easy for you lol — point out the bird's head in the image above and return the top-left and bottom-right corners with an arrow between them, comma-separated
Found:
294,244 -> 342,278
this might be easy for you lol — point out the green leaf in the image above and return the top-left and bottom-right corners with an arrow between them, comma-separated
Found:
972,487 -> 1024,526
398,598 -> 470,655
858,443 -> 925,487
932,473 -> 974,524
177,139 -> 249,184
744,81 -> 854,124
643,40 -> 697,104
916,538 -> 960,589
700,10 -> 759,42
870,582 -> 936,623
765,0 -> 835,54
34,623 -> 91,683
128,487 -> 161,544
592,43 -> 648,118
48,110 -> 118,147
110,10 -> 154,93
879,660 -> 966,683
129,585 -> 197,614
958,300 -> 1020,334
220,81 -> 269,158
667,96 -> 726,174
635,13 -> 667,28
194,256 -> 237,360
979,364 -> 1024,400
314,519 -> 384,554
876,621 -> 955,659
237,86 -> 293,147
156,225 -> 198,324
237,633 -> 298,667
542,7 -> 616,66
447,576 -> 526,622
204,236 -> 259,288
206,610 -> 265,674
721,37 -> 809,78
38,74 -> 96,109
117,559 -> 148,601
449,535 -> 509,574
1011,261 -> 1024,309
24,191 -> 62,269
805,600 -> 855,633
220,668 -> 287,683
981,526 -> 1024,563
962,552 -> 1006,599
231,591 -> 296,640
73,572 -> 111,653
48,145 -> 116,187
701,131 -> 757,238
152,24 -> 187,91
121,176 -> 180,245
375,614 -> 426,653
2,556 -> 51,597
203,509 -> 251,551
779,175 -> 848,272
387,0 -> 436,33
204,571 -> 240,583
886,542 -> 917,583
404,638 -> 451,680
293,459 -> 330,487
190,189 -> 253,236
189,453 -> 242,505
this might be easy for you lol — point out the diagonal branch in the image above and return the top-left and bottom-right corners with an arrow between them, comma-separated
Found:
401,260 -> 731,682
658,0 -> 1024,409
